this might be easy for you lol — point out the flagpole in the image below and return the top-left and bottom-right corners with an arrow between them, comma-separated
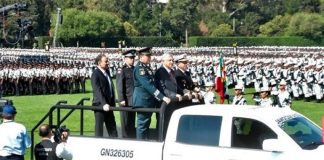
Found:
233,42 -> 238,65
215,51 -> 225,104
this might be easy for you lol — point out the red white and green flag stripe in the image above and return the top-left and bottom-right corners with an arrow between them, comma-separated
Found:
214,51 -> 227,104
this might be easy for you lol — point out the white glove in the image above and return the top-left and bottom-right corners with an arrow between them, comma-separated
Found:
184,92 -> 192,100
192,92 -> 199,99
103,104 -> 110,111
120,101 -> 126,106
176,94 -> 182,101
163,97 -> 171,104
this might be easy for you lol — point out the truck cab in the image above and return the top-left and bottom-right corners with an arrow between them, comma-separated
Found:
67,104 -> 324,160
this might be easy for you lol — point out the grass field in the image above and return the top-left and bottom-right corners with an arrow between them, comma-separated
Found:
2,80 -> 324,159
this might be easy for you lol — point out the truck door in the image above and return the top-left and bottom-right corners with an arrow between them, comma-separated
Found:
68,136 -> 164,160
163,115 -> 226,160
227,117 -> 286,160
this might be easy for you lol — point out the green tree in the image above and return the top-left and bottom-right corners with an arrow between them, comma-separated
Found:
211,23 -> 233,36
259,15 -> 291,36
129,0 -> 158,36
123,21 -> 139,36
164,0 -> 199,41
286,12 -> 324,39
53,9 -> 124,41
32,0 -> 54,36
283,0 -> 320,14
320,0 -> 324,12
238,12 -> 261,36
197,0 -> 231,35
102,0 -> 131,21
54,0 -> 85,10
0,0 -> 39,47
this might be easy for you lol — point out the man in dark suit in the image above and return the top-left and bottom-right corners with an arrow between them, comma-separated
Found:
133,47 -> 171,140
116,49 -> 136,138
155,53 -> 181,99
155,53 -> 182,138
175,54 -> 195,95
91,54 -> 118,137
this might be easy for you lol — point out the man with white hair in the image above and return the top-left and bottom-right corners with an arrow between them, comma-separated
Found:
155,52 -> 182,138
155,53 -> 181,100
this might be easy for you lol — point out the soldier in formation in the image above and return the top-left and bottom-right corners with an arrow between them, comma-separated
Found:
0,46 -> 323,103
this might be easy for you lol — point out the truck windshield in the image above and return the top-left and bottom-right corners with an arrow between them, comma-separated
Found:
277,115 -> 323,150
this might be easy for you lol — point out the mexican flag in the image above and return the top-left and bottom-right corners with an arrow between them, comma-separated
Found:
215,51 -> 227,104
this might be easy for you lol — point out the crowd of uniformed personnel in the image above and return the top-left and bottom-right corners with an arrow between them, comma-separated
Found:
0,47 -> 323,103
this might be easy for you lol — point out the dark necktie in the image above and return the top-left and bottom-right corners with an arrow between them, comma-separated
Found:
170,69 -> 176,83
104,71 -> 114,99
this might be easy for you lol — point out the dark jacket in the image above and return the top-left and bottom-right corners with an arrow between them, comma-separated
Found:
91,67 -> 115,107
155,66 -> 177,98
116,65 -> 134,106
34,139 -> 62,160
175,69 -> 194,95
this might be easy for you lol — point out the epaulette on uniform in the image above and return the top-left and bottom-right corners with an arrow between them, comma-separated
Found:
139,68 -> 145,75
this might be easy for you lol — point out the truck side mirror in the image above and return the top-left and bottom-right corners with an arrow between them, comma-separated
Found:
262,139 -> 284,152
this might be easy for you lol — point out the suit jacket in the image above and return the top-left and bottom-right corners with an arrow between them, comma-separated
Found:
91,67 -> 115,108
175,69 -> 194,95
116,65 -> 134,106
155,66 -> 177,98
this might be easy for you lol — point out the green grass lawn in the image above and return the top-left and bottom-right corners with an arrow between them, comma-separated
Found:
2,79 -> 324,159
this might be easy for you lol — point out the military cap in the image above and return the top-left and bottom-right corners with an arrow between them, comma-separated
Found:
279,80 -> 287,86
122,49 -> 136,57
175,54 -> 189,63
260,87 -> 270,92
205,81 -> 214,87
316,65 -> 322,69
138,47 -> 152,55
234,84 -> 243,90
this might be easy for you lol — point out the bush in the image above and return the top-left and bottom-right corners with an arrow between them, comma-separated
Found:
189,36 -> 323,47
211,24 -> 234,37
126,37 -> 179,47
58,36 -> 179,47
286,13 -> 324,39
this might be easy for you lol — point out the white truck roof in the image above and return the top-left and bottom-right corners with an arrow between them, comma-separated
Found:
173,104 -> 299,120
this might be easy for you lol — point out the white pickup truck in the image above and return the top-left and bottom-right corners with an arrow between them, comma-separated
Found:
68,104 -> 324,160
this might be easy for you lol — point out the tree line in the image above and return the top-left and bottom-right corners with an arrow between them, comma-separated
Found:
1,0 -> 324,46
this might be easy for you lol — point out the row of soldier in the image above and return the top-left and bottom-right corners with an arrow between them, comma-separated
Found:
0,47 -> 323,102
102,47 -> 307,140
0,62 -> 88,96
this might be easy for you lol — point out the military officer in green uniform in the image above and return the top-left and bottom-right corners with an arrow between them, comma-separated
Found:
132,47 -> 171,140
